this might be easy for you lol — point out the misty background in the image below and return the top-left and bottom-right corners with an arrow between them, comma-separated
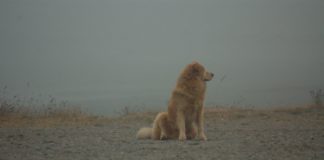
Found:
1,0 -> 323,115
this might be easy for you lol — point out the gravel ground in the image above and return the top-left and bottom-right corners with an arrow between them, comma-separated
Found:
1,108 -> 323,160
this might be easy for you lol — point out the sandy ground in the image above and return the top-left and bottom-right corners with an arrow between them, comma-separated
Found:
0,107 -> 323,160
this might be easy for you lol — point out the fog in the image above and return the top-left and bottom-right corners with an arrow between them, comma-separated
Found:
1,0 -> 324,115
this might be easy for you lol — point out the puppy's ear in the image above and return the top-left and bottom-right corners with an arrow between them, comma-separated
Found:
191,63 -> 200,74
182,62 -> 202,80
187,63 -> 200,78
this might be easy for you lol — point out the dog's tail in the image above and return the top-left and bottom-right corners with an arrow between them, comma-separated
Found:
136,127 -> 152,139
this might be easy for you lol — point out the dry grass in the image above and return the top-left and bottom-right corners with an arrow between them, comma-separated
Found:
1,85 -> 323,128
1,105 -> 323,128
205,106 -> 257,121
0,107 -> 112,128
1,85 -> 322,128
0,108 -> 158,128
0,90 -> 112,128
0,93 -> 155,128
205,105 -> 324,122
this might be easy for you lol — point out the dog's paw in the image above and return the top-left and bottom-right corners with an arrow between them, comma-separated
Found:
178,134 -> 187,141
186,132 -> 196,140
160,133 -> 168,140
199,133 -> 207,141
186,134 -> 194,140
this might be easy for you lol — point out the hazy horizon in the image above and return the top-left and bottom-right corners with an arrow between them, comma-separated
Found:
1,0 -> 324,115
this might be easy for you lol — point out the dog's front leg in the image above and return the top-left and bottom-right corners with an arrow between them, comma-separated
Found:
197,107 -> 207,141
186,123 -> 197,140
176,111 -> 186,141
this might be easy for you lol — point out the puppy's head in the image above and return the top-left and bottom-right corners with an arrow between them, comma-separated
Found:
183,61 -> 214,81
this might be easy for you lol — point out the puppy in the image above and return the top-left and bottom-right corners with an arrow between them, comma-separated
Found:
136,61 -> 213,140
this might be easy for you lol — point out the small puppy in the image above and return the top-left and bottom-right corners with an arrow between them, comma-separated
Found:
136,62 -> 213,140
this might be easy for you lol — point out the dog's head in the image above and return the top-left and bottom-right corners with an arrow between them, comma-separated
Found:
183,61 -> 214,81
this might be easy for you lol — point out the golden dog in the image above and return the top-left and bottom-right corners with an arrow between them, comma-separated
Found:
136,61 -> 214,141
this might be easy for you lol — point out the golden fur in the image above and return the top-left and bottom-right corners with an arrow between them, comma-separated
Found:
136,61 -> 213,141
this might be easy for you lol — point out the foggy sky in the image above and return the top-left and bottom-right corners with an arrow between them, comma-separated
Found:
1,0 -> 324,114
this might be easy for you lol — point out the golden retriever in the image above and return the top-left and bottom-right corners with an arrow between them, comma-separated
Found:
136,61 -> 214,141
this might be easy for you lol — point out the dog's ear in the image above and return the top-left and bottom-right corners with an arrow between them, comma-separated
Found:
186,63 -> 200,78
182,62 -> 203,80
191,63 -> 200,74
